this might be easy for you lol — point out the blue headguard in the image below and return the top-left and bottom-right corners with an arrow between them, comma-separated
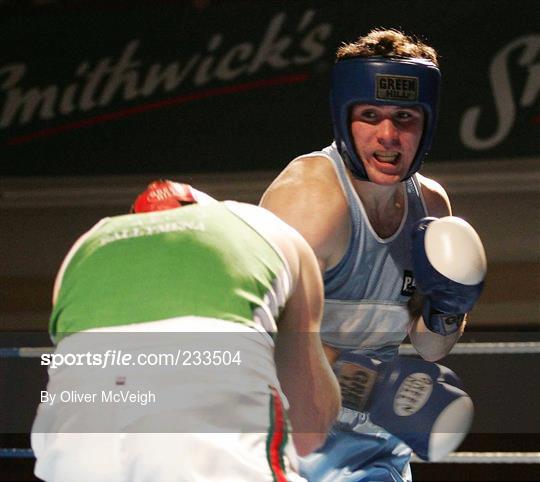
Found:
330,57 -> 441,181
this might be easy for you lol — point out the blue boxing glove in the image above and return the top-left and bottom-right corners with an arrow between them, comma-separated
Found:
411,216 -> 487,335
335,352 -> 473,461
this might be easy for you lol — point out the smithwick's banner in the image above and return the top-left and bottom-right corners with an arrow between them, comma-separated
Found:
1,0 -> 538,176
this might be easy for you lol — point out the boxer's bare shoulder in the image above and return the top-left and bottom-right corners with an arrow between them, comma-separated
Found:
261,155 -> 350,271
417,173 -> 452,217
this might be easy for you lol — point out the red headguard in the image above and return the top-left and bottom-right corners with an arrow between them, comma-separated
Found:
131,180 -> 197,213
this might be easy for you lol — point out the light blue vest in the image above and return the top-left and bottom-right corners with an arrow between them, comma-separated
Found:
299,143 -> 428,360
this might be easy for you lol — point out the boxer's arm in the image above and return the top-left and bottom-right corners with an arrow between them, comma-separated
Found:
409,216 -> 486,361
230,201 -> 340,454
408,290 -> 464,361
409,308 -> 465,361
418,174 -> 452,219
323,343 -> 341,365
273,222 -> 341,456
411,177 -> 460,361
260,156 -> 350,272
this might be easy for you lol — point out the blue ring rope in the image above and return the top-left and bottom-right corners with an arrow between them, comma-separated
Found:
0,448 -> 35,458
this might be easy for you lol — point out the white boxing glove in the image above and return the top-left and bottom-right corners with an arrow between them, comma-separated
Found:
411,216 -> 487,335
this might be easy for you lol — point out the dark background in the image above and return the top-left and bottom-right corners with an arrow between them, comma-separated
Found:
1,0 -> 538,176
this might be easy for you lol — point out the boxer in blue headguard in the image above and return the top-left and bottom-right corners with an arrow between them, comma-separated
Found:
261,29 -> 486,481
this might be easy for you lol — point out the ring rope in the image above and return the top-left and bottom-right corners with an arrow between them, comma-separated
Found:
1,448 -> 539,463
0,347 -> 54,358
0,448 -> 34,458
411,452 -> 540,464
2,344 -> 537,464
400,341 -> 540,355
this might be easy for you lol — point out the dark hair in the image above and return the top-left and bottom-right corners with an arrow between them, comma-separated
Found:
336,28 -> 439,66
